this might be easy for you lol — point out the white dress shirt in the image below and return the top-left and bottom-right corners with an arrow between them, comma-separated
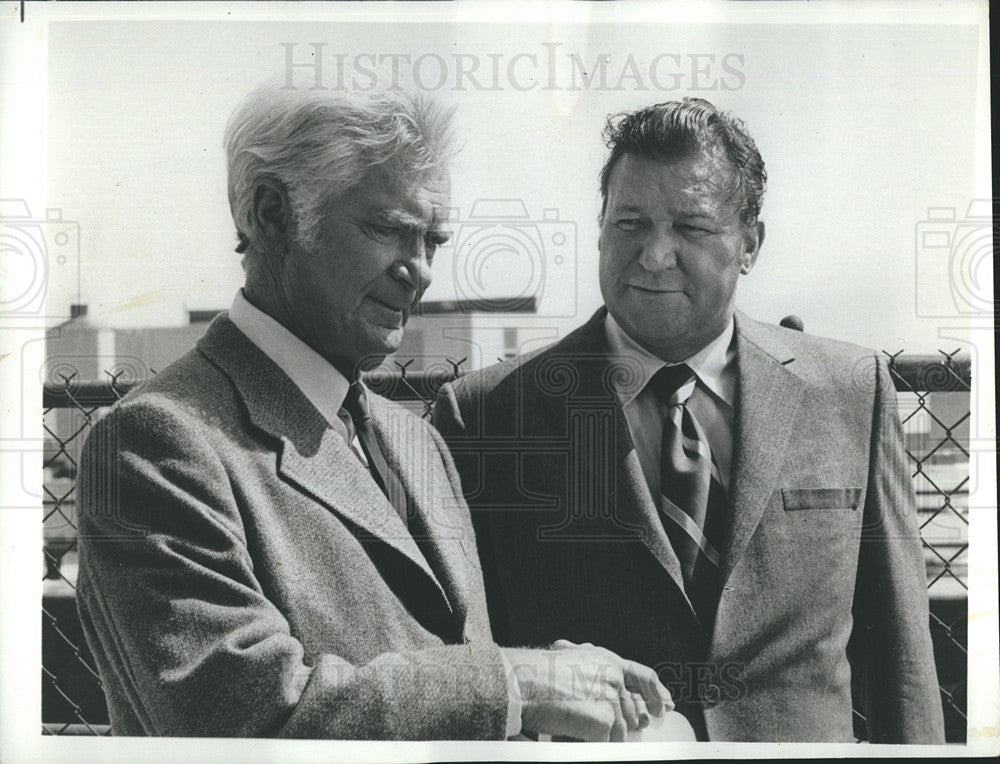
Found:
229,290 -> 370,467
604,312 -> 737,502
229,289 -> 522,737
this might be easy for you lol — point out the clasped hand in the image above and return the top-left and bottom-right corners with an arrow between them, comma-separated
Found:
502,639 -> 674,742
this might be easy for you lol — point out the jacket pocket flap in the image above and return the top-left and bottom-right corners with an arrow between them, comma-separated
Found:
782,488 -> 861,511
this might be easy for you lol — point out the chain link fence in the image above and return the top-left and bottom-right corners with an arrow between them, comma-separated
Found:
41,352 -> 971,740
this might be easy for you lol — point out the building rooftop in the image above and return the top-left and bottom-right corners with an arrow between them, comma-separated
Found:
414,296 -> 538,315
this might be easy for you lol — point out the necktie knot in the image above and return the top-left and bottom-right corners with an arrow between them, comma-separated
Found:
649,363 -> 695,404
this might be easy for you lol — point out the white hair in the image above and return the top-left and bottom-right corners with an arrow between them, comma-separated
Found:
223,82 -> 455,256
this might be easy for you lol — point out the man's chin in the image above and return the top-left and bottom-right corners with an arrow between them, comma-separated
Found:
617,315 -> 693,359
353,330 -> 404,370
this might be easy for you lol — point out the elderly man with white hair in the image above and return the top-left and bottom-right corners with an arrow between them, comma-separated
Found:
75,83 -> 675,740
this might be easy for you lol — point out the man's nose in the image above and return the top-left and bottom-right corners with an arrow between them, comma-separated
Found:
638,227 -> 680,271
393,243 -> 433,295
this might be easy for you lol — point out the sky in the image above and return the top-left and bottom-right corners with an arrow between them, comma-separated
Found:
35,9 -> 989,354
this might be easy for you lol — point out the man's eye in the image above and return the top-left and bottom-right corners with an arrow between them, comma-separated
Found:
678,223 -> 712,235
615,218 -> 643,231
360,221 -> 399,239
368,224 -> 397,238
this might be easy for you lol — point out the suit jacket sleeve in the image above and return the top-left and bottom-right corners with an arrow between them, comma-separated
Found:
75,397 -> 508,739
851,354 -> 946,743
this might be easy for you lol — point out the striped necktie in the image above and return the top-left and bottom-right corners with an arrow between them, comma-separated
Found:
342,382 -> 410,527
649,363 -> 726,628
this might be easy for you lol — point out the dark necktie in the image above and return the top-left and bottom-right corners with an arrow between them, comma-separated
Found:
649,363 -> 727,628
341,381 -> 410,527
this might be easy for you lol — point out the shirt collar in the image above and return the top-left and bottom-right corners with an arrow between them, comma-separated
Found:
229,289 -> 350,427
604,311 -> 737,408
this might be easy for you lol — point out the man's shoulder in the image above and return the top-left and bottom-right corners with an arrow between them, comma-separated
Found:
448,341 -> 574,407
741,315 -> 877,363
93,345 -> 241,442
449,316 -> 604,402
449,353 -> 529,399
738,315 -> 883,392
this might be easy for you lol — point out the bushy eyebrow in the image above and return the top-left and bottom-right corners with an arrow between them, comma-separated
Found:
373,208 -> 451,240
373,209 -> 426,229
609,204 -> 644,215
608,202 -> 718,219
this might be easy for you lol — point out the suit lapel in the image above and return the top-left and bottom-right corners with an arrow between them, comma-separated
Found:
370,399 -> 470,633
196,315 -> 452,613
537,309 -> 696,622
723,313 -> 805,585
615,433 -> 692,611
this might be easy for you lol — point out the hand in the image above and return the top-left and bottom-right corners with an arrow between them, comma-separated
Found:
501,640 -> 674,742
624,706 -> 698,742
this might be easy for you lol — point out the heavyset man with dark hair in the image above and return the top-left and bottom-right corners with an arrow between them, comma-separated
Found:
435,97 -> 945,743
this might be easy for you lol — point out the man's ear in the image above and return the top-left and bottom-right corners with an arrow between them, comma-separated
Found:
251,180 -> 292,250
740,220 -> 765,274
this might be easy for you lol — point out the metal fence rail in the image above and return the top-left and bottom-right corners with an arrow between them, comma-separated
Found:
41,351 -> 971,740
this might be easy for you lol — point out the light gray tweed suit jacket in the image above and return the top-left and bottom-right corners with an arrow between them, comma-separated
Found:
76,314 -> 508,738
434,307 -> 945,743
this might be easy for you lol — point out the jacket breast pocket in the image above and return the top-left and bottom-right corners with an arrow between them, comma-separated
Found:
781,487 -> 862,511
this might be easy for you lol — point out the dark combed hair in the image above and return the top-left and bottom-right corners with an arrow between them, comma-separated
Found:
599,98 -> 767,228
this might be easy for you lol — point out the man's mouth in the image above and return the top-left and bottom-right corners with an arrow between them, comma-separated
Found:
367,295 -> 409,313
365,296 -> 412,328
628,284 -> 684,295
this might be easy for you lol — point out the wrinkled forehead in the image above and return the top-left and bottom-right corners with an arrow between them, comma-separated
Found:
606,149 -> 743,216
349,164 -> 452,218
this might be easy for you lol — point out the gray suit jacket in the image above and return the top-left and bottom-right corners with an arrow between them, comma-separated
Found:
76,315 -> 508,739
434,307 -> 944,743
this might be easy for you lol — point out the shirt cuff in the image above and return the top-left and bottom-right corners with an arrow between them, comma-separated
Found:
498,648 -> 523,738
